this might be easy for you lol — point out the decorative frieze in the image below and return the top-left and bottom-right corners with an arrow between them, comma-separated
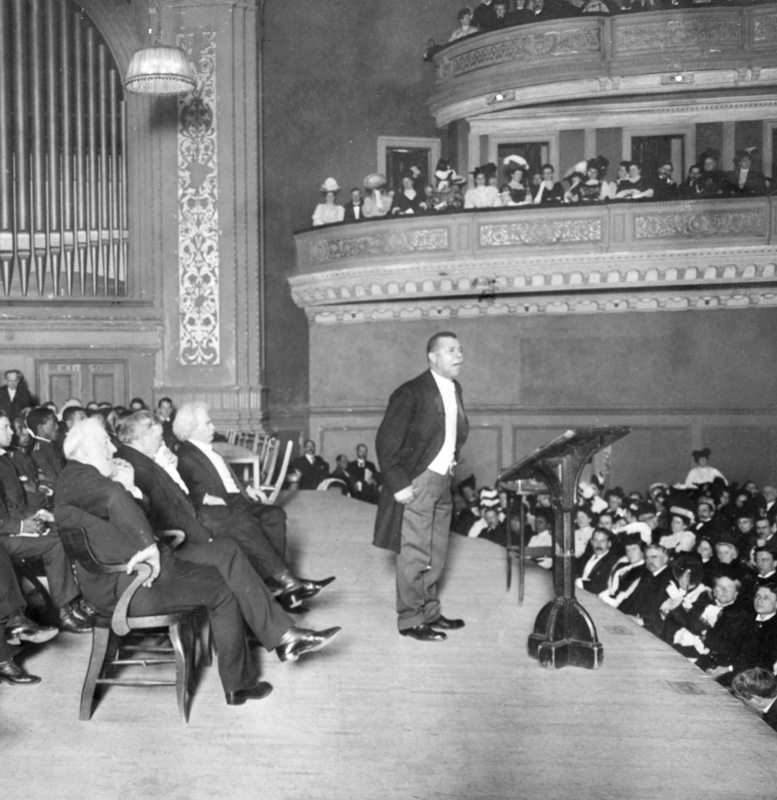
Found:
633,209 -> 767,240
615,18 -> 740,53
310,228 -> 449,265
753,12 -> 777,42
479,218 -> 603,247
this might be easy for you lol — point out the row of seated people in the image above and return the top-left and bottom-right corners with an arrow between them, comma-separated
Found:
447,0 -> 770,44
0,403 -> 344,703
310,149 -> 772,227
450,462 -> 777,729
289,439 -> 384,505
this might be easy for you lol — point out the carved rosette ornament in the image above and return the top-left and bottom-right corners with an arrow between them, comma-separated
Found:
634,209 -> 766,240
479,219 -> 603,247
311,228 -> 449,264
177,32 -> 220,366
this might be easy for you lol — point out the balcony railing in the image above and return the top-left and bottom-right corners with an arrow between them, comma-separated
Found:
429,4 -> 777,124
291,197 -> 777,320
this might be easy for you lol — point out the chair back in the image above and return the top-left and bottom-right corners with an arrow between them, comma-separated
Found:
261,436 -> 280,484
258,439 -> 293,505
59,526 -> 126,575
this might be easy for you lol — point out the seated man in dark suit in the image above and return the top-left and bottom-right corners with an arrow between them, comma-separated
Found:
0,412 -> 92,635
55,418 -> 341,705
732,668 -> 777,733
0,370 -> 34,421
347,443 -> 382,505
0,545 -> 59,685
289,439 -> 330,490
342,188 -> 364,223
575,528 -> 621,595
620,544 -> 677,637
327,454 -> 355,496
27,406 -> 67,494
116,410 -> 334,611
172,403 -> 335,607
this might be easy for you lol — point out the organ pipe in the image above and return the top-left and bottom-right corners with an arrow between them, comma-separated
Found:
0,1 -> 14,294
46,0 -> 61,296
61,7 -> 75,295
12,0 -> 31,295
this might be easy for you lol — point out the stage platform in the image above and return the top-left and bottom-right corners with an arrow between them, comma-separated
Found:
1,491 -> 776,799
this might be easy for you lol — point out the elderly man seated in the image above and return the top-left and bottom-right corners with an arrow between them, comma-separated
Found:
619,544 -> 678,637
54,418 -> 341,706
171,403 -> 334,609
732,668 -> 777,732
575,528 -> 620,595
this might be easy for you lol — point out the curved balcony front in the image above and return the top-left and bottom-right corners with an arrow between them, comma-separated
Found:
291,197 -> 777,323
429,4 -> 777,125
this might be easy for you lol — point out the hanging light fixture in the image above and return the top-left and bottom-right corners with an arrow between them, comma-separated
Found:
124,1 -> 196,96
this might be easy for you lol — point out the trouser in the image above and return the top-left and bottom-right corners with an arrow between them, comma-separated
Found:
0,531 -> 80,608
0,546 -> 26,661
396,469 -> 452,631
121,554 -> 259,694
200,501 -> 288,580
174,537 -> 292,648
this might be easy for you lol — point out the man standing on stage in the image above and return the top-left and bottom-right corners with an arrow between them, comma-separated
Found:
373,332 -> 469,642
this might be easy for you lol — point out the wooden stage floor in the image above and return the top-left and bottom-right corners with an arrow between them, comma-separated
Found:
1,491 -> 776,799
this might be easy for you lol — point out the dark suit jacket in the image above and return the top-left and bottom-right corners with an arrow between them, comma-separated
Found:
0,452 -> 45,518
289,454 -> 330,490
115,443 -> 211,546
175,440 -> 246,509
342,201 -> 364,223
0,384 -> 34,420
373,369 -> 468,553
31,438 -> 66,489
576,549 -> 620,595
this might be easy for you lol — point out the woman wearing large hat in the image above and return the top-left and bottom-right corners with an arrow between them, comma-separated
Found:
362,173 -> 393,218
312,177 -> 345,227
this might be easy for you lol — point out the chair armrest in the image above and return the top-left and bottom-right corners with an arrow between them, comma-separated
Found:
112,562 -> 154,636
159,529 -> 186,550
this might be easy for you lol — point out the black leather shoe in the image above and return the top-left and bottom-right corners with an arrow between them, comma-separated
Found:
429,615 -> 465,630
276,626 -> 342,663
57,605 -> 92,634
0,658 -> 41,685
399,623 -> 447,642
68,599 -> 94,624
5,614 -> 59,646
293,576 -> 336,600
225,681 -> 274,705
276,588 -> 305,611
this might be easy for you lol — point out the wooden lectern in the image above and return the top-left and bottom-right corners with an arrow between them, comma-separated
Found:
498,427 -> 630,670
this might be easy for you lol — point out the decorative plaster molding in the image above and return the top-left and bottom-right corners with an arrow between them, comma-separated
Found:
615,17 -> 739,53
754,12 -> 777,41
633,208 -> 767,240
311,228 -> 449,265
480,218 -> 603,247
178,31 -> 220,367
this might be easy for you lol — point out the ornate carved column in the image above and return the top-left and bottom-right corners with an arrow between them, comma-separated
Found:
157,0 -> 266,430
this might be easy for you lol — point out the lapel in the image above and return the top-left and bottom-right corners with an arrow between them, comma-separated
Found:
0,453 -> 26,508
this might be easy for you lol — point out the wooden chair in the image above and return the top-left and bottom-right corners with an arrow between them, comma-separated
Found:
260,436 -> 280,485
256,439 -> 293,505
59,527 -> 202,724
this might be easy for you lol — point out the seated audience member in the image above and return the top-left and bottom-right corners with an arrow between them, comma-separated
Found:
573,505 -> 596,557
472,0 -> 496,30
488,0 -> 512,29
431,160 -> 467,212
685,448 -> 726,488
347,443 -> 381,505
576,528 -> 620,595
754,547 -> 777,588
611,161 -> 632,196
0,413 -> 92,634
696,150 -> 727,199
659,503 -> 697,554
468,487 -> 501,539
312,177 -> 345,227
27,406 -> 66,493
502,155 -> 533,206
474,505 -> 507,547
726,150 -> 768,197
8,417 -> 51,508
695,537 -> 717,587
451,492 -> 477,535
694,498 -> 723,542
668,572 -> 751,680
449,6 -> 480,41
614,161 -> 653,200
763,485 -> 777,517
715,535 -> 755,595
730,583 -> 777,678
0,545 -> 59,685
0,370 -> 34,421
115,411 -> 335,606
62,405 -> 87,432
565,157 -> 613,202
620,544 -> 677,636
653,161 -> 679,201
744,517 -> 775,566
342,188 -> 365,222
390,173 -> 427,216
289,439 -> 330,490
129,397 -> 147,411
600,533 -> 647,608
362,173 -> 393,218
732,668 -> 777,732
678,163 -> 703,199
464,165 -> 500,209
605,486 -> 627,519
55,418 -> 341,704
156,396 -> 177,449
532,164 -> 565,205
172,403 -> 334,592
327,455 -> 355,496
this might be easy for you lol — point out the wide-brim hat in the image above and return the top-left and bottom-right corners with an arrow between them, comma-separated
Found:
564,160 -> 588,182
363,173 -> 387,191
691,448 -> 711,460
503,155 -> 529,173
320,177 -> 341,193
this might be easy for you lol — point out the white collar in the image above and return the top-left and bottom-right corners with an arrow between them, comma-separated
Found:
430,369 -> 455,393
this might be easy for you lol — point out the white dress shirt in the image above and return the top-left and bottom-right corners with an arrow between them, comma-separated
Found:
427,370 -> 458,476
188,439 -> 241,494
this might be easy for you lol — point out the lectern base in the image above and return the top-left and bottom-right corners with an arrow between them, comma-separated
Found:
527,597 -> 603,670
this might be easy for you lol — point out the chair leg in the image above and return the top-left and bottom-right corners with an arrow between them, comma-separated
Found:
80,627 -> 112,722
199,615 -> 214,667
168,622 -> 189,724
